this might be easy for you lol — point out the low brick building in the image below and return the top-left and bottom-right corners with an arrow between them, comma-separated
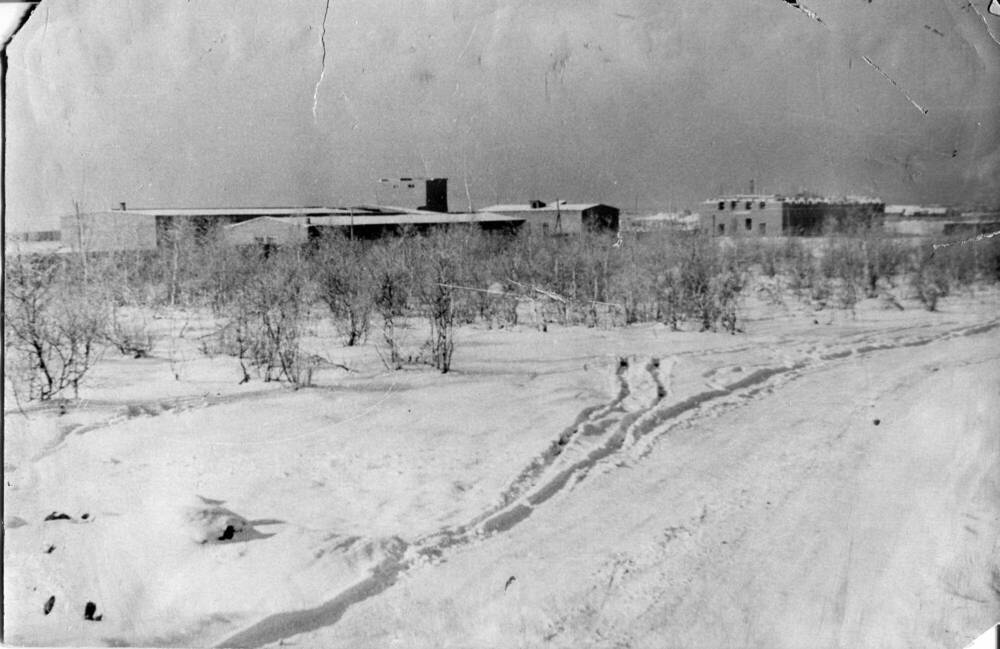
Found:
701,194 -> 885,236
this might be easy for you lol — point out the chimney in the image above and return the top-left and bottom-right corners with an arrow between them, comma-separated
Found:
118,201 -> 127,211
749,179 -> 755,195
421,178 -> 448,213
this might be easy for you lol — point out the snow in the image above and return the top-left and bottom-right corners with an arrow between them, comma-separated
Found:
4,286 -> 999,647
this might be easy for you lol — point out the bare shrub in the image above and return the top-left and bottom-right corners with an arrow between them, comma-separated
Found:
819,230 -> 911,308
164,315 -> 191,381
412,228 -> 472,373
859,234 -> 908,297
220,246 -> 315,386
927,235 -> 1000,289
4,255 -> 108,400
369,238 -> 412,370
911,248 -> 949,312
675,234 -> 745,332
819,236 -> 865,313
611,233 -> 659,324
483,281 -> 520,328
659,269 -> 686,330
465,233 -> 521,328
159,218 -> 203,307
105,313 -> 157,358
314,233 -> 374,346
782,238 -> 818,295
981,237 -> 1000,283
711,265 -> 744,333
88,251 -> 159,358
820,236 -> 864,285
758,240 -> 783,278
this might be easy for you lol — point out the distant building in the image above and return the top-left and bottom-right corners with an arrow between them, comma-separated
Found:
941,213 -> 1000,237
884,204 -> 950,217
222,216 -> 312,247
222,211 -> 523,246
61,206 -> 339,252
59,180 -> 619,253
61,203 -> 526,252
701,194 -> 884,236
477,201 -> 620,235
6,230 -> 61,243
61,209 -> 160,252
4,230 -> 65,256
621,212 -> 700,233
883,206 -> 1000,237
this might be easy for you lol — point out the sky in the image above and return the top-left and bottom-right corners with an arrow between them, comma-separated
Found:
4,0 -> 1000,231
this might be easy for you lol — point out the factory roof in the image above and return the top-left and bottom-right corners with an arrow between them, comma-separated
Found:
223,211 -> 523,229
478,201 -> 612,213
107,206 -> 414,218
704,194 -> 883,205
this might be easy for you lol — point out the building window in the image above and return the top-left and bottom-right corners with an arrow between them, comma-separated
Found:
718,223 -> 725,235
718,201 -> 725,211
759,200 -> 766,209
745,218 -> 752,231
745,201 -> 752,210
759,222 -> 766,235
730,200 -> 737,210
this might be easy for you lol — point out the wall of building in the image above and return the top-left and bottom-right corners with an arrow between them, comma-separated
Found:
60,212 -> 158,252
581,205 -> 620,232
784,202 -> 883,235
703,198 -> 783,236
943,220 -> 1000,237
7,230 -> 61,242
223,218 -> 309,247
306,219 -> 525,241
491,210 -> 584,234
701,197 -> 885,237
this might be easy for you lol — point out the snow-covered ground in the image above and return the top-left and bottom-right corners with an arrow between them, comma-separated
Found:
4,285 -> 999,648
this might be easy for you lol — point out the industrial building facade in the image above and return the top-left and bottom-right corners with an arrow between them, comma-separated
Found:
60,207 -> 526,252
477,201 -> 620,235
57,178 -> 620,253
701,195 -> 885,237
883,205 -> 1000,237
60,210 -> 160,252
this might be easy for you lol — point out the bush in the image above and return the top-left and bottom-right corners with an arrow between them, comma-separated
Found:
860,235 -> 908,297
313,233 -> 374,346
674,233 -> 745,332
782,238 -> 817,295
220,246 -> 315,386
369,238 -> 412,370
105,312 -> 157,358
4,255 -> 108,400
817,230 -> 912,310
911,249 -> 950,311
88,251 -> 159,357
411,228 -> 471,373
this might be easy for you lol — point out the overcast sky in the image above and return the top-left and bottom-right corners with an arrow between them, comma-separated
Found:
5,0 -> 1000,230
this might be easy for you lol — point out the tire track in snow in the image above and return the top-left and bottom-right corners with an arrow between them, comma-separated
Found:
215,356 -> 651,649
214,318 -> 999,648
